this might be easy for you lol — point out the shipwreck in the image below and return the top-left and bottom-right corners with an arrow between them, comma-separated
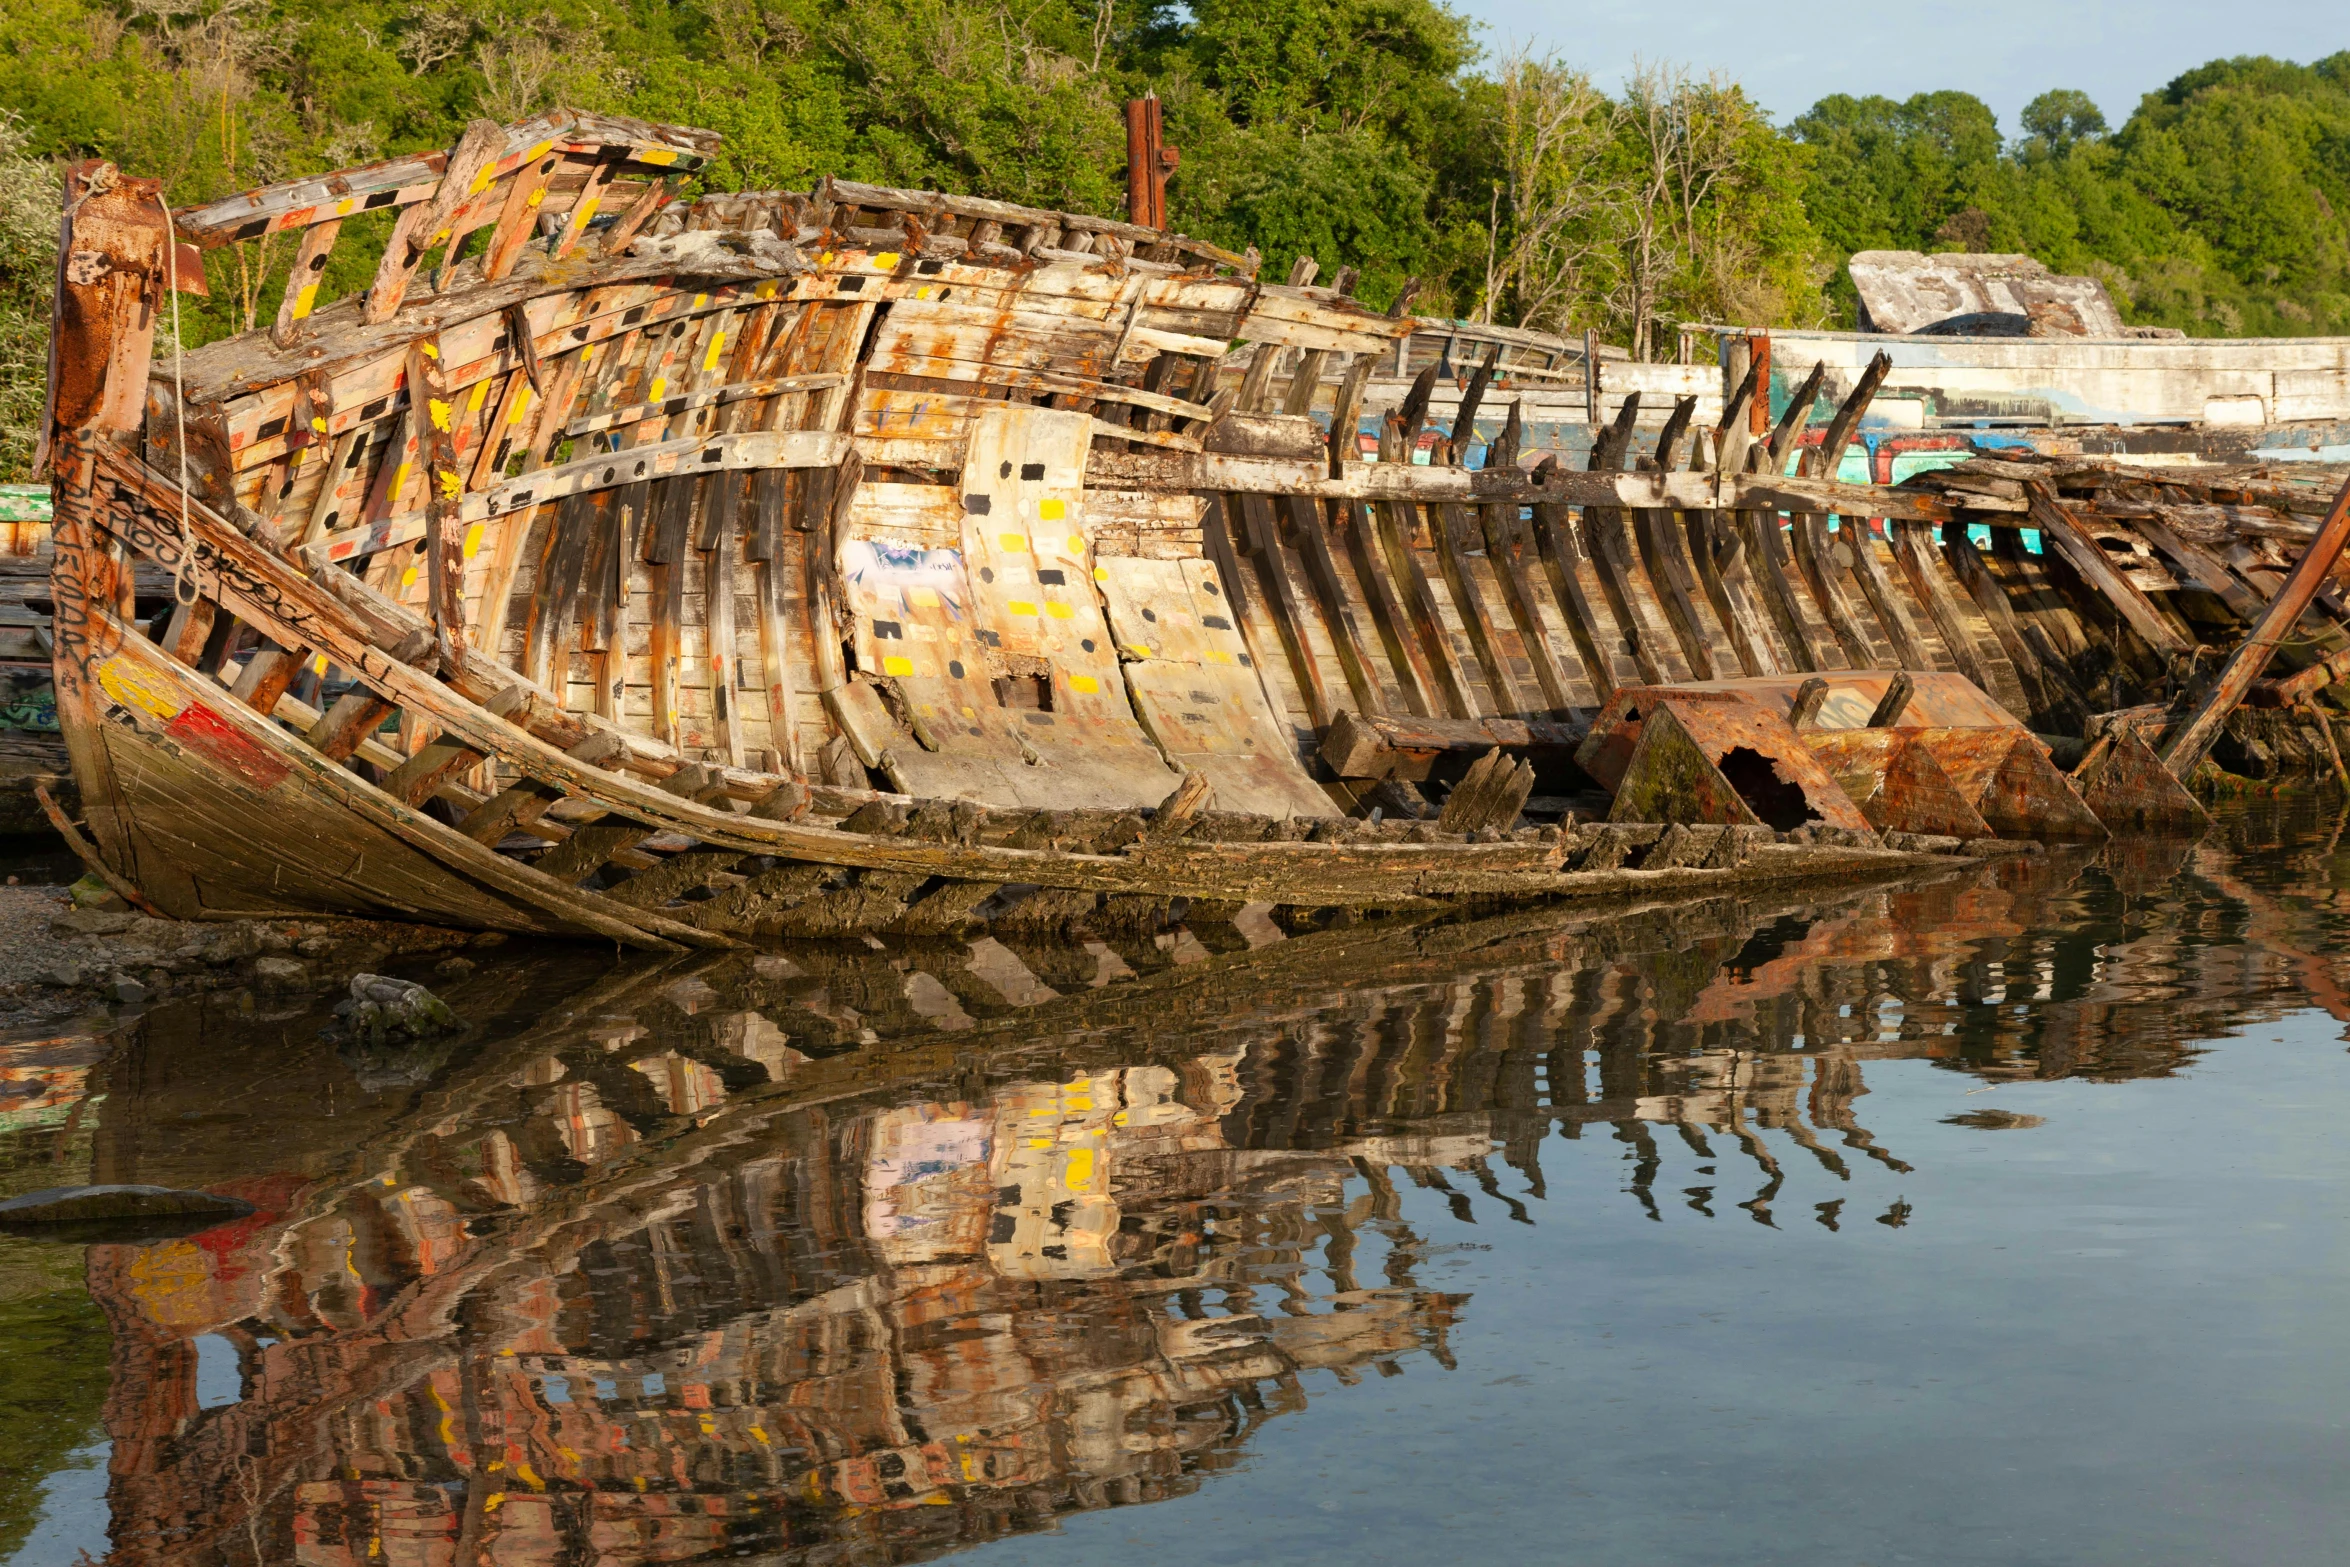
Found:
31,110 -> 2350,946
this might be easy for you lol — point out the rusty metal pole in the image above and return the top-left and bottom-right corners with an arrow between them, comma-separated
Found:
1124,95 -> 1166,230
2161,471 -> 2350,777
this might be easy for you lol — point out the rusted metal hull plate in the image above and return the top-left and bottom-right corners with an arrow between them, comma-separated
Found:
1910,727 -> 2106,841
1599,693 -> 1874,834
2078,727 -> 2212,834
1805,728 -> 1994,840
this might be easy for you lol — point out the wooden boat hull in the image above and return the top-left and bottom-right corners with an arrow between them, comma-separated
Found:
57,111 -> 2344,943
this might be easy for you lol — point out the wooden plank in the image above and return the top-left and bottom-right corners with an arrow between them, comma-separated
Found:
1280,495 -> 1389,719
1232,493 -> 1337,729
1476,500 -> 1581,715
1788,510 -> 1880,668
1943,523 -> 2088,725
1843,521 -> 1936,670
365,119 -> 504,326
2026,484 -> 2193,657
482,145 -> 563,281
1430,501 -> 1532,716
2164,473 -> 2350,772
270,220 -> 341,346
404,339 -> 468,665
1336,499 -> 1438,718
1371,498 -> 1481,717
552,152 -> 620,262
1887,518 -> 2028,712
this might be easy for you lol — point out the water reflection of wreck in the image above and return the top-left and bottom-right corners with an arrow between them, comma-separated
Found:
63,829 -> 2341,1564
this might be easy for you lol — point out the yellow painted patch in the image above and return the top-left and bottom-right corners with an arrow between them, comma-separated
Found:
311,655 -> 328,675
649,377 -> 668,402
463,522 -> 485,558
638,147 -> 678,166
1126,642 -> 1152,659
437,468 -> 463,499
1046,601 -> 1074,620
570,195 -> 601,228
1068,674 -> 1099,694
468,163 -> 496,195
427,397 -> 453,433
507,386 -> 533,424
1205,648 -> 1234,664
334,197 -> 357,217
467,379 -> 490,412
1067,534 -> 1086,556
1038,498 -> 1067,521
526,187 -> 545,209
873,252 -> 900,269
1007,600 -> 1038,617
755,280 -> 778,299
310,416 -> 327,434
702,333 -> 727,372
1095,566 -> 1111,582
419,341 -> 439,360
293,283 -> 318,318
96,657 -> 181,722
882,655 -> 915,677
401,566 -> 418,588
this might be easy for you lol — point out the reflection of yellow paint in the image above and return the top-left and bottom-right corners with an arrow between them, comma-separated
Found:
1039,498 -> 1066,521
1067,534 -> 1085,556
126,1238 -> 215,1331
882,655 -> 914,677
909,586 -> 939,608
1095,566 -> 1110,582
997,532 -> 1025,553
1064,1145 -> 1095,1189
1045,601 -> 1073,619
97,657 -> 181,722
1007,600 -> 1037,617
1205,648 -> 1234,664
1069,674 -> 1098,694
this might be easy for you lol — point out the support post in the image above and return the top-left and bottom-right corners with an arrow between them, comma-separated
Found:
2161,473 -> 2350,777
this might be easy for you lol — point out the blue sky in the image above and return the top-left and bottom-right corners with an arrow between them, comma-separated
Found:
1451,0 -> 2345,134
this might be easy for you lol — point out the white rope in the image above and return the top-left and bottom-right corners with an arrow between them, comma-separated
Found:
158,192 -> 197,606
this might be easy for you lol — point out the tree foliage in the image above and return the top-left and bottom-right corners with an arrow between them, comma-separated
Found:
1,0 -> 2345,480
1794,54 -> 2350,336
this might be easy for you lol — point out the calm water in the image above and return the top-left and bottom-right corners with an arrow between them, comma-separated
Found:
5,804 -> 2350,1565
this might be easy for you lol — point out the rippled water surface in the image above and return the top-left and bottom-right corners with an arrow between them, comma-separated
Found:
7,802 -> 2350,1565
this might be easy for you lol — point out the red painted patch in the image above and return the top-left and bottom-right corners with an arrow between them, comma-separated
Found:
165,701 -> 291,791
